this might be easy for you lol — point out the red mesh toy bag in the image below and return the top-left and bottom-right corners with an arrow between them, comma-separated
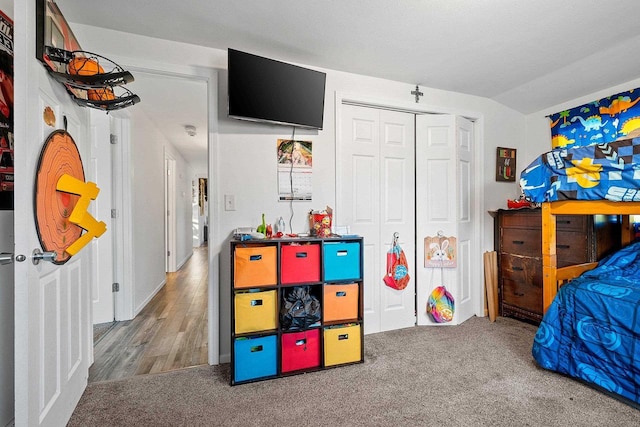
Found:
383,243 -> 410,290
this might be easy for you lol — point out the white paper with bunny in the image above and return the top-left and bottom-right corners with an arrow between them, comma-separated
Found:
424,236 -> 457,268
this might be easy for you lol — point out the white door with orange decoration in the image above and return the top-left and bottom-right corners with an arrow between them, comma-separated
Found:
14,1 -> 97,425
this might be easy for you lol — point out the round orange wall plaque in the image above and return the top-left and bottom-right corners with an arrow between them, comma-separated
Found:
35,129 -> 84,264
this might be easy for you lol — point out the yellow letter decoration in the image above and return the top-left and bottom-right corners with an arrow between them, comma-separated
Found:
56,174 -> 107,256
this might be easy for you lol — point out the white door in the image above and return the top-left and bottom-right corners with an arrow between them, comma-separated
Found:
90,110 -> 114,324
164,153 -> 176,272
14,2 -> 91,424
339,104 -> 416,334
415,114 -> 477,325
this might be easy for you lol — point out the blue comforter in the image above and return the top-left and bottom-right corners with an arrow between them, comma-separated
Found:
532,241 -> 640,404
520,137 -> 640,203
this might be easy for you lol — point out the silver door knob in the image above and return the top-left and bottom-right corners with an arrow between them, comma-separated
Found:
32,248 -> 57,265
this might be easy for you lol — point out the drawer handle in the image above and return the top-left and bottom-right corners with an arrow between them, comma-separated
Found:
336,250 -> 348,257
249,254 -> 262,261
511,240 -> 525,245
557,220 -> 571,225
295,339 -> 307,346
514,292 -> 525,297
336,291 -> 347,297
512,266 -> 523,271
557,244 -> 570,249
295,252 -> 308,258
250,345 -> 264,353
250,299 -> 263,306
338,334 -> 349,340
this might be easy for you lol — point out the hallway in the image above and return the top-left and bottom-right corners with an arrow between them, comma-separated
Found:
89,246 -> 209,382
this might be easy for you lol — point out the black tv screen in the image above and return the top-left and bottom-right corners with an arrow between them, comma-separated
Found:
228,49 -> 326,130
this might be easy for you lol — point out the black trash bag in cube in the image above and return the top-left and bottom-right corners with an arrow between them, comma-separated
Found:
280,286 -> 321,330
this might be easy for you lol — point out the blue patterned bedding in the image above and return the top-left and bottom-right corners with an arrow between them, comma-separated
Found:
520,137 -> 640,203
532,241 -> 640,404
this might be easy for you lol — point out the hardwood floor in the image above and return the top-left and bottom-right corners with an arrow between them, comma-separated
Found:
89,246 -> 208,382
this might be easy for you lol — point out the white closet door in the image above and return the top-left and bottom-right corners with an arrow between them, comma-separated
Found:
455,116 -> 477,323
339,104 -> 416,334
415,114 -> 477,325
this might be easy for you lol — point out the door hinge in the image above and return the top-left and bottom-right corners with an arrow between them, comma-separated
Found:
111,209 -> 118,218
112,282 -> 120,292
110,134 -> 118,144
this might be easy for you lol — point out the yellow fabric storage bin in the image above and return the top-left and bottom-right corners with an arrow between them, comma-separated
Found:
323,324 -> 361,366
234,290 -> 277,334
323,283 -> 359,322
234,246 -> 277,288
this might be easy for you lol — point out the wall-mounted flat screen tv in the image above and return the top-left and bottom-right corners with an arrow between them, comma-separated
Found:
228,49 -> 326,130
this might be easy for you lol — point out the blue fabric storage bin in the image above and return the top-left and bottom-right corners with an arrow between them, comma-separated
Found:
323,242 -> 361,281
234,335 -> 277,382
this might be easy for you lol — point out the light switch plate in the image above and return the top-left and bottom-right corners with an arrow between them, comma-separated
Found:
224,194 -> 235,211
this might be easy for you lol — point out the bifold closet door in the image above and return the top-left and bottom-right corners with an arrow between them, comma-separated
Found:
338,104 -> 416,334
415,114 -> 478,326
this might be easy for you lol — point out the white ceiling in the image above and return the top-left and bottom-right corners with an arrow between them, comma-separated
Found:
126,72 -> 208,175
59,0 -> 640,168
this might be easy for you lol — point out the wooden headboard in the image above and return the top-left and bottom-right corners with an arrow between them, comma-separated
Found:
542,200 -> 640,313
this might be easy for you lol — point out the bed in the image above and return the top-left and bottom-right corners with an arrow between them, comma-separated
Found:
533,216 -> 640,406
521,139 -> 640,405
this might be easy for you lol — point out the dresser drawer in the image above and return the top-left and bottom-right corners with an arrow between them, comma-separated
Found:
500,211 -> 541,229
502,277 -> 543,314
501,212 -> 585,232
500,228 -> 541,257
500,254 -> 542,286
556,215 -> 586,232
500,254 -> 542,314
557,231 -> 588,265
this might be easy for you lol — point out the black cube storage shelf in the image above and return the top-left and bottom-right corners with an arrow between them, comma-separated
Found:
230,236 -> 364,385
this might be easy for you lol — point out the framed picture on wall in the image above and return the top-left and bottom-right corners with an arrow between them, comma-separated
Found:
496,147 -> 516,182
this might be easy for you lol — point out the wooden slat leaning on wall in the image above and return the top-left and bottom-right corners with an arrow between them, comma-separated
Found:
483,251 -> 498,322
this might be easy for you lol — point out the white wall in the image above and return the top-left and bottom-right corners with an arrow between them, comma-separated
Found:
128,106 -> 195,313
0,1 -> 13,425
71,24 -> 527,361
215,68 -> 526,358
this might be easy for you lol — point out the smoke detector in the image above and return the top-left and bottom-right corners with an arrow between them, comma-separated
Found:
185,125 -> 197,136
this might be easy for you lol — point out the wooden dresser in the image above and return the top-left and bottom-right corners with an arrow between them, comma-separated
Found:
495,209 -> 620,323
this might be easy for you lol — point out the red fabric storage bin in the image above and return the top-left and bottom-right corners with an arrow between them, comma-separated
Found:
280,244 -> 321,284
281,329 -> 320,373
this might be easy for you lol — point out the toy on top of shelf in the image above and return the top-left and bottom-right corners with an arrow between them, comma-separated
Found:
256,213 -> 266,235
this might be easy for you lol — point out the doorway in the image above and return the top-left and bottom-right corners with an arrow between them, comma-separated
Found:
90,70 -> 212,380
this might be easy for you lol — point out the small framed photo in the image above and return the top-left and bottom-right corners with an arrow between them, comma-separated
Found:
496,147 -> 516,182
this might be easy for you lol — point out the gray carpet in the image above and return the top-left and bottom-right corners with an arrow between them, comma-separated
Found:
69,317 -> 639,426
